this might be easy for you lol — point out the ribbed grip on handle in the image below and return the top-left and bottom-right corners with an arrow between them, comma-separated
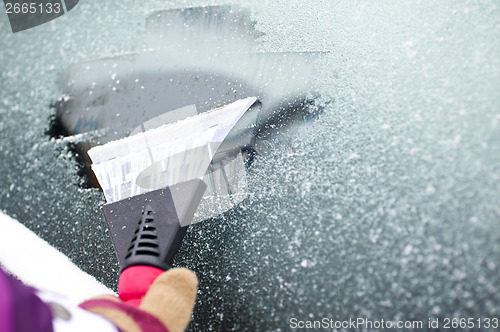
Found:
102,179 -> 207,272
123,205 -> 163,269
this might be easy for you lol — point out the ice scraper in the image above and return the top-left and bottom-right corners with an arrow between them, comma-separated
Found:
87,97 -> 258,294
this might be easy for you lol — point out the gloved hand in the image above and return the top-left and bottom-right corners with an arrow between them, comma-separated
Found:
80,267 -> 198,332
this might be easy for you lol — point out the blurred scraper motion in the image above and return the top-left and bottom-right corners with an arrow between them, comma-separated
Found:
52,5 -> 322,221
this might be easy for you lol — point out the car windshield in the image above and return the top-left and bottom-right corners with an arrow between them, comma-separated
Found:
1,1 -> 499,330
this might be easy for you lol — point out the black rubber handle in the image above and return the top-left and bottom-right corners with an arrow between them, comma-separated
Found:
102,188 -> 188,272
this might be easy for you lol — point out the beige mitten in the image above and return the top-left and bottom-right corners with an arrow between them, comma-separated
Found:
80,268 -> 198,332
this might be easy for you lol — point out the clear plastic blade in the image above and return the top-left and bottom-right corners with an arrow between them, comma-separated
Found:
88,97 -> 257,204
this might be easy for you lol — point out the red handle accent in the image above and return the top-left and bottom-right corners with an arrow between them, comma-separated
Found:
118,265 -> 164,306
